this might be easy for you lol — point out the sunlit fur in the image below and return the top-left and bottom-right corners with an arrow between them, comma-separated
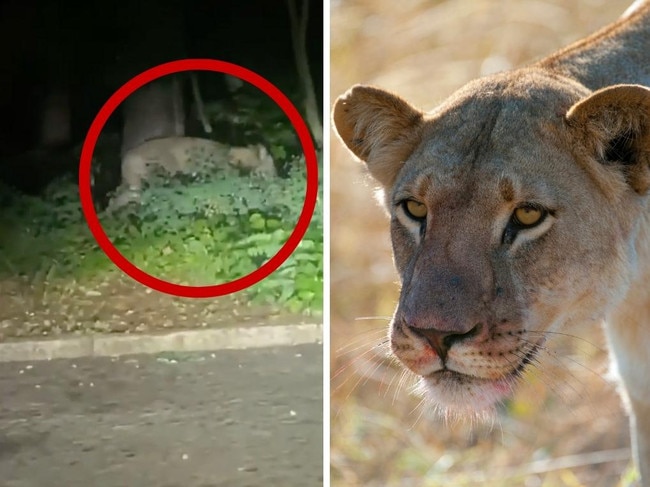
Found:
333,1 -> 650,481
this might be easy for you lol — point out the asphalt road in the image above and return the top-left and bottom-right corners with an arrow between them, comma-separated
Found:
0,343 -> 323,487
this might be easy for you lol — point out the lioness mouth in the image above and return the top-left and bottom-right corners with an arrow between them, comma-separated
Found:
420,339 -> 543,411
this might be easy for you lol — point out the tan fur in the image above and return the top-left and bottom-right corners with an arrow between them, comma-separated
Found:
227,144 -> 276,177
333,1 -> 650,482
110,136 -> 275,210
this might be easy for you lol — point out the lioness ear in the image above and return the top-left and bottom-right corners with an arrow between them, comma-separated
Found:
566,84 -> 650,195
332,85 -> 424,189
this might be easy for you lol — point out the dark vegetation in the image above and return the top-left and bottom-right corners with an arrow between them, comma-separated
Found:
0,0 -> 323,333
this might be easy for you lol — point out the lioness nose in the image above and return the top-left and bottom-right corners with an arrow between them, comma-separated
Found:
409,324 -> 481,360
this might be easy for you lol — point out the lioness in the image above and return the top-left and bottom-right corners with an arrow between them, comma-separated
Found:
108,136 -> 276,209
333,1 -> 650,482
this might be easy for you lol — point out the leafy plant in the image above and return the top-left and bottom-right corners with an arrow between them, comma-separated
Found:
0,150 -> 322,316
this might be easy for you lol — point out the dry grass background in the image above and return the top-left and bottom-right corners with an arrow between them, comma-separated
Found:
330,1 -> 638,486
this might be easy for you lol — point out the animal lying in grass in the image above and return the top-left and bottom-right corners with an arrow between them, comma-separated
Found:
333,0 -> 650,482
108,136 -> 275,210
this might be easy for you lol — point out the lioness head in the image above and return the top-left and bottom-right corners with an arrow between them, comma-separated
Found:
333,69 -> 650,415
228,144 -> 276,177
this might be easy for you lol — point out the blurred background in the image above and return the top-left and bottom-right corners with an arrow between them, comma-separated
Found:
330,1 -> 636,486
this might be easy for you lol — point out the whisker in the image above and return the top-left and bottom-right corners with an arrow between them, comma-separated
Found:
495,337 -> 578,409
507,349 -> 573,406
395,366 -> 415,405
331,347 -> 388,394
375,360 -> 401,398
359,356 -> 389,389
407,395 -> 428,430
520,335 -> 610,390
353,315 -> 392,322
380,366 -> 399,400
515,341 -> 587,402
509,335 -> 620,420
334,327 -> 388,354
374,353 -> 411,402
334,334 -> 388,358
526,329 -> 606,354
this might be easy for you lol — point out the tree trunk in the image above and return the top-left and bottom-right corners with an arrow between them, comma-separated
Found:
287,0 -> 322,148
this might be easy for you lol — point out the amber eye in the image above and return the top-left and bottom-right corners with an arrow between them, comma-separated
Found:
403,200 -> 427,220
513,205 -> 544,227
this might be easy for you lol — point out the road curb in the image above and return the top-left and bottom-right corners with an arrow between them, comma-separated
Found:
0,323 -> 323,363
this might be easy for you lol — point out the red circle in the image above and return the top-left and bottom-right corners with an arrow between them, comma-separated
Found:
78,59 -> 319,298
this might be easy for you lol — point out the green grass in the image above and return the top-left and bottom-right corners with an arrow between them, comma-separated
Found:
0,156 -> 322,315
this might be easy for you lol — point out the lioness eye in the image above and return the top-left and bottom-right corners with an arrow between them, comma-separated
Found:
513,205 -> 544,227
403,200 -> 427,220
502,204 -> 549,245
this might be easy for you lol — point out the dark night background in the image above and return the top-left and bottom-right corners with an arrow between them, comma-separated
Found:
0,0 -> 323,195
